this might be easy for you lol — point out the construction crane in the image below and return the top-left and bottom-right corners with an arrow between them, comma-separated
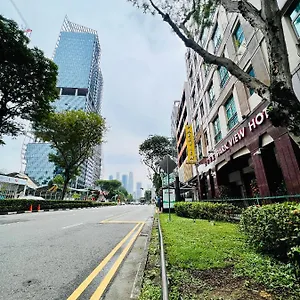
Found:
9,0 -> 32,37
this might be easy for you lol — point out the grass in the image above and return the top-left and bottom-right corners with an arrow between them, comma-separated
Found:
159,214 -> 300,300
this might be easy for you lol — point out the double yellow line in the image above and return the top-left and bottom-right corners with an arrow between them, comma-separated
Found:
67,222 -> 144,300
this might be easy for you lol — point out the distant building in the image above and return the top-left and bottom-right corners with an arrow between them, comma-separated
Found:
108,175 -> 113,180
122,174 -> 128,191
128,172 -> 134,194
116,172 -> 120,181
136,182 -> 142,199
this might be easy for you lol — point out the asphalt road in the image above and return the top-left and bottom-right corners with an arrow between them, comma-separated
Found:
0,205 -> 154,300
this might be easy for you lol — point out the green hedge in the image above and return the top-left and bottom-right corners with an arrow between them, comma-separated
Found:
240,202 -> 300,259
174,201 -> 242,221
0,199 -> 116,212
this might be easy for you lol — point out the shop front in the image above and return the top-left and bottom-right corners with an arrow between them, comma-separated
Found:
200,103 -> 300,198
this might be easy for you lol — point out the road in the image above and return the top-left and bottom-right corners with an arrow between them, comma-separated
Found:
0,205 -> 154,300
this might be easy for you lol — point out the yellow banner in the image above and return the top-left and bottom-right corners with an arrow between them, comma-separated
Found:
185,125 -> 197,164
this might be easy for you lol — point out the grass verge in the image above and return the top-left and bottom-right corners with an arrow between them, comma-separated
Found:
160,214 -> 300,300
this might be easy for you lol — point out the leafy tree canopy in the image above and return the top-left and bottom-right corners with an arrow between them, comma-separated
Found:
34,110 -> 106,200
144,190 -> 152,201
95,179 -> 122,193
0,15 -> 58,144
139,135 -> 174,174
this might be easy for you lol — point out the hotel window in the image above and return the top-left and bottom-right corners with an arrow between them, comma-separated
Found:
208,83 -> 216,108
225,95 -> 238,130
218,66 -> 229,88
204,131 -> 209,147
200,27 -> 209,46
212,25 -> 222,52
196,76 -> 201,92
213,116 -> 222,144
247,66 -> 255,96
197,139 -> 203,160
194,111 -> 200,133
203,62 -> 210,77
233,22 -> 245,48
289,1 -> 300,38
200,102 -> 205,118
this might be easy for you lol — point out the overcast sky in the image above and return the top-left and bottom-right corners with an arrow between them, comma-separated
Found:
0,0 -> 186,190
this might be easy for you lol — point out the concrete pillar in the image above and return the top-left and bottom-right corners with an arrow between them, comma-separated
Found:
250,152 -> 271,196
274,134 -> 300,194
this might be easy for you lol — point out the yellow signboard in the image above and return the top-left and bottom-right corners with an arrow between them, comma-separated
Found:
185,124 -> 197,164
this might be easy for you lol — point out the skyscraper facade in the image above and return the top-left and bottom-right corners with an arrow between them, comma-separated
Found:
108,175 -> 113,180
121,174 -> 128,191
136,182 -> 142,199
24,17 -> 103,187
128,172 -> 134,194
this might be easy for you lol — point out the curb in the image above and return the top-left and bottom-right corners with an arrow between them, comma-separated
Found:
130,213 -> 155,299
0,206 -> 109,216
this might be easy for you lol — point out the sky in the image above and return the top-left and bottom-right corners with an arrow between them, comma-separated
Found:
0,0 -> 186,190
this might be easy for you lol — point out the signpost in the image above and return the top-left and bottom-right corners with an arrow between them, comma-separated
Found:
159,155 -> 177,221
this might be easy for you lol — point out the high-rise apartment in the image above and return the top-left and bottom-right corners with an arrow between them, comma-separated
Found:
128,172 -> 134,194
121,174 -> 128,191
176,0 -> 300,198
25,17 -> 103,187
136,182 -> 142,199
116,172 -> 120,181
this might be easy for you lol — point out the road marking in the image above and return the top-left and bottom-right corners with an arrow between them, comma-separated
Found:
0,221 -> 20,227
100,211 -> 131,223
67,223 -> 140,300
62,223 -> 83,230
90,222 -> 144,300
101,220 -> 144,224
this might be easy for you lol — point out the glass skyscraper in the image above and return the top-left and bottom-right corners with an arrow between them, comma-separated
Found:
25,17 -> 103,187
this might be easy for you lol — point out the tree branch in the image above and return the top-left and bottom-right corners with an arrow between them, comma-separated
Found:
220,0 -> 266,31
149,0 -> 270,99
181,0 -> 196,26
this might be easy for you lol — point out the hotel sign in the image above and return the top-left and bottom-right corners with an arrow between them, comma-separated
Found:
205,108 -> 269,166
185,124 -> 197,164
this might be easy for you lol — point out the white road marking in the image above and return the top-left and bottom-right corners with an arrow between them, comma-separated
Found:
62,223 -> 83,230
0,221 -> 20,227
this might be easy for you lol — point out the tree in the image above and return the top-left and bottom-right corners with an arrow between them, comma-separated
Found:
95,179 -> 122,199
53,174 -> 64,186
34,110 -> 106,200
139,135 -> 174,192
139,135 -> 174,173
144,190 -> 152,202
127,0 -> 300,136
0,15 -> 58,144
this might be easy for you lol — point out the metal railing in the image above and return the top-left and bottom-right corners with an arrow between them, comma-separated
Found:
158,217 -> 169,300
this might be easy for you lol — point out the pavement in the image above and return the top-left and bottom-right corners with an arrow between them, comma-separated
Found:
0,204 -> 155,299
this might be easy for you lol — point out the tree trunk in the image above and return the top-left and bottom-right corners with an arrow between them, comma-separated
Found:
61,175 -> 70,200
261,0 -> 300,135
